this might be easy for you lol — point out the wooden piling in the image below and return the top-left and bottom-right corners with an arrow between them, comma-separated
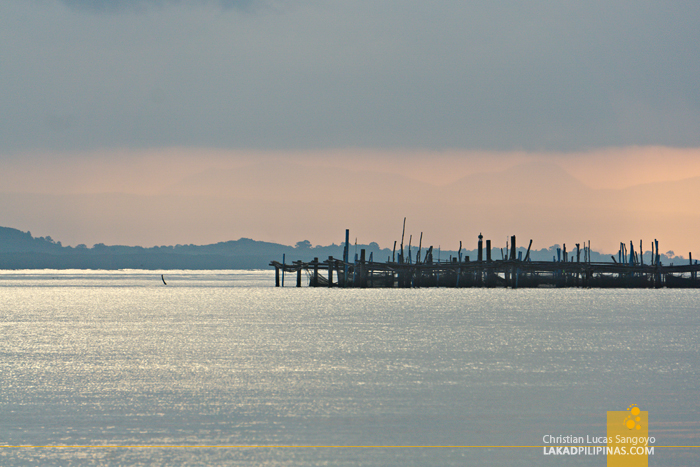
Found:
478,233 -> 483,262
270,229 -> 700,290
343,229 -> 350,287
360,249 -> 367,287
281,254 -> 285,287
400,217 -> 406,264
327,256 -> 334,287
417,232 -> 423,264
524,239 -> 533,262
312,257 -> 319,287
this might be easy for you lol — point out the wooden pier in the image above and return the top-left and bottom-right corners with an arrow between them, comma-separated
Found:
270,230 -> 700,289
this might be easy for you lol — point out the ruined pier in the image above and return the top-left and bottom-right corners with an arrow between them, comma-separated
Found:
270,228 -> 700,289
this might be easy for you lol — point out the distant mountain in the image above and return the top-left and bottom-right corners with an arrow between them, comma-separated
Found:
2,160 -> 698,256
0,226 -> 385,270
0,226 -> 64,253
0,226 -> 685,270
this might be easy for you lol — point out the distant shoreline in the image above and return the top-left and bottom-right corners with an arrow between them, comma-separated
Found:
0,226 -> 686,270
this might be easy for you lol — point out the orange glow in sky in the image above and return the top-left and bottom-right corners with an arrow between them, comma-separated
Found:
1,146 -> 699,257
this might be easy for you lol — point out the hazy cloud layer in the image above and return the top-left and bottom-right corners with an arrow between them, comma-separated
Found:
2,158 -> 699,256
59,0 -> 257,13
2,1 -> 700,155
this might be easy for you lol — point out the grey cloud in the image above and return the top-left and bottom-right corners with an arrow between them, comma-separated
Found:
59,0 -> 256,13
2,1 -> 700,154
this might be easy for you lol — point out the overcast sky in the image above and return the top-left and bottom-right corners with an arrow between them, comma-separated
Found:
2,0 -> 700,156
2,1 -> 700,252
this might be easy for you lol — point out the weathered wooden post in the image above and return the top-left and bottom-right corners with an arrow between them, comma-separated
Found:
352,252 -> 358,287
576,243 -> 581,286
343,229 -> 350,287
509,236 -> 517,287
281,254 -> 285,287
524,239 -> 533,261
360,249 -> 367,288
327,256 -> 334,287
690,252 -> 695,282
655,239 -> 660,266
483,238 -> 491,286
477,233 -> 483,262
312,257 -> 319,287
275,265 -> 280,287
629,240 -> 635,266
400,217 -> 406,264
296,261 -> 302,287
417,232 -> 423,264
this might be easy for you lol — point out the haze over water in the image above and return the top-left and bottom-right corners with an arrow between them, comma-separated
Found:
0,270 -> 698,465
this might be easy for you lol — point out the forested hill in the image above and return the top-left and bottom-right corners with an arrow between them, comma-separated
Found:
0,226 -> 679,270
0,226 -> 350,270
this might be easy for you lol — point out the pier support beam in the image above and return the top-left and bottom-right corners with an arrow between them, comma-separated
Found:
477,233 -> 483,262
328,256 -> 334,287
312,257 -> 319,287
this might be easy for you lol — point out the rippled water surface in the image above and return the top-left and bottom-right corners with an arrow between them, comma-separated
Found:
1,270 -> 698,465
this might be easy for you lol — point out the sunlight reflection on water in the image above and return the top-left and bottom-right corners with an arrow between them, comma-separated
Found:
0,272 -> 698,465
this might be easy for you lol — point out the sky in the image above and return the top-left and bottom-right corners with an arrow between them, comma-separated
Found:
2,1 -> 700,255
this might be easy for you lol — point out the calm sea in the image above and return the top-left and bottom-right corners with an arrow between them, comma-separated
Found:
0,270 -> 698,466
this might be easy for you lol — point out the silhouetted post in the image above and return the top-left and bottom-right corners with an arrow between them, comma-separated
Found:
524,239 -> 533,262
655,239 -> 660,266
629,240 -> 635,266
486,239 -> 491,262
400,217 -> 406,264
510,236 -> 516,260
275,266 -> 280,287
417,232 -> 423,264
653,239 -> 660,287
360,249 -> 367,287
353,252 -> 358,287
328,256 -> 334,287
296,262 -> 302,287
343,229 -> 350,287
456,247 -> 461,288
436,247 -> 441,287
478,233 -> 483,262
313,257 -> 319,287
690,252 -> 694,282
